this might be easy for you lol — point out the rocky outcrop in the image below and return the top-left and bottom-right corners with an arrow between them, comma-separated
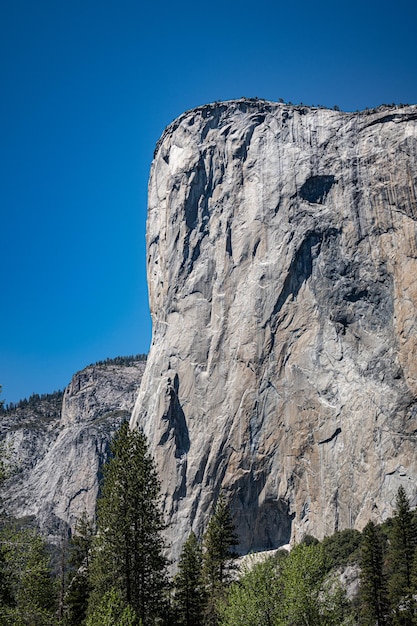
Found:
131,99 -> 417,563
1,359 -> 145,538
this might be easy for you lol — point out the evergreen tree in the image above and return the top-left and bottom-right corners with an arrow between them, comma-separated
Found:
85,587 -> 137,626
1,525 -> 57,625
70,511 -> 94,571
0,529 -> 14,617
173,531 -> 205,626
387,486 -> 417,625
57,529 -> 69,623
360,520 -> 390,626
64,512 -> 95,626
88,422 -> 168,626
322,528 -> 363,568
202,493 -> 238,626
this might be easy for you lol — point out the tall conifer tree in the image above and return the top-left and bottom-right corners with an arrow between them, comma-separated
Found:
387,486 -> 417,625
1,526 -> 57,625
88,421 -> 168,625
202,493 -> 238,626
360,520 -> 390,626
173,531 -> 205,626
64,512 -> 95,626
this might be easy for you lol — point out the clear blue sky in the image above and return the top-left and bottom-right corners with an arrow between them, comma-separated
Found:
1,0 -> 416,404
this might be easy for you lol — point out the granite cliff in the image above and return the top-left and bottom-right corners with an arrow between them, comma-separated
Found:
1,358 -> 145,538
131,99 -> 417,563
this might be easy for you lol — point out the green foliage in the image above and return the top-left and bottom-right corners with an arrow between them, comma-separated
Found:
85,587 -> 137,626
220,552 -> 287,626
0,390 -> 63,416
301,534 -> 320,546
202,494 -> 239,626
0,444 -> 6,488
202,494 -> 239,589
90,354 -> 147,368
359,520 -> 390,626
63,512 -> 95,626
322,528 -> 362,568
0,525 -> 57,625
220,543 -> 351,626
69,511 -> 95,571
277,542 -> 351,626
173,532 -> 206,626
88,422 -> 168,625
0,531 -> 13,612
387,486 -> 417,625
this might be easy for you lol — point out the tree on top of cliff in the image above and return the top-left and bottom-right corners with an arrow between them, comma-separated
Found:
88,421 -> 168,625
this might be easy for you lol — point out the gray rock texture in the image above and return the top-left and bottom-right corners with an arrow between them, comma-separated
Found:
131,98 -> 417,563
1,359 -> 145,538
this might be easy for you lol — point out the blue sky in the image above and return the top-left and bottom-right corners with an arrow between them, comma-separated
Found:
1,0 -> 416,404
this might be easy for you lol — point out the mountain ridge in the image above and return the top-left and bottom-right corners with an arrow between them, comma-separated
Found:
0,357 -> 146,539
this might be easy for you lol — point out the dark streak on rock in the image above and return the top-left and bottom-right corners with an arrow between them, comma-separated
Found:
318,427 -> 342,445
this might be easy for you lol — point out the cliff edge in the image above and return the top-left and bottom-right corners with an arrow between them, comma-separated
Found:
131,99 -> 417,562
1,359 -> 146,537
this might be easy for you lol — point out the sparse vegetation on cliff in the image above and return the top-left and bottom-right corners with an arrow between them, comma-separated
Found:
0,389 -> 64,417
89,354 -> 147,369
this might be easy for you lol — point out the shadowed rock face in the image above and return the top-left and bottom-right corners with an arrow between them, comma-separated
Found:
131,99 -> 417,563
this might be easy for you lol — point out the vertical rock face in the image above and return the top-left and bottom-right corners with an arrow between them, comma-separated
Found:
2,360 -> 145,537
131,99 -> 417,562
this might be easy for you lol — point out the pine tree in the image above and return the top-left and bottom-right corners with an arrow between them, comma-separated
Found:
387,486 -> 417,625
70,511 -> 95,571
202,493 -> 239,626
64,512 -> 95,626
85,587 -> 137,626
173,531 -> 205,626
57,529 -> 69,622
0,528 -> 13,615
88,421 -> 168,626
1,525 -> 57,625
359,520 -> 390,626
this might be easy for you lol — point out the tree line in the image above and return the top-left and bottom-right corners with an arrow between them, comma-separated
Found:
0,390 -> 64,415
1,419 -> 417,625
0,355 -> 147,414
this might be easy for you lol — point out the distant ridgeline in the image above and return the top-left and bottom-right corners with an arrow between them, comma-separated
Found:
0,390 -> 64,417
90,353 -> 147,368
1,354 -> 147,413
